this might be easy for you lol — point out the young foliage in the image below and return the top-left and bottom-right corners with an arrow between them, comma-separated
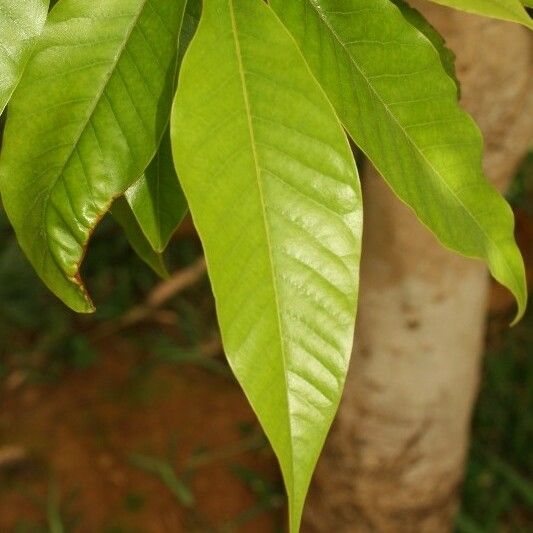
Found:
171,0 -> 362,529
271,0 -> 527,322
0,0 -> 530,530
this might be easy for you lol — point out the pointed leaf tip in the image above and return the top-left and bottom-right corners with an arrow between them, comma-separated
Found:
0,0 -> 188,311
171,0 -> 363,528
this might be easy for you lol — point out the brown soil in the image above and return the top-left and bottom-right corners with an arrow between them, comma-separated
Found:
0,339 -> 282,532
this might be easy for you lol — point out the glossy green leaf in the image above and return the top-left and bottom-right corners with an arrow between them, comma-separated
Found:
0,0 -> 49,114
111,196 -> 169,279
391,0 -> 459,94
271,0 -> 527,322
427,0 -> 533,28
0,0 -> 187,312
125,131 -> 187,253
171,0 -> 363,529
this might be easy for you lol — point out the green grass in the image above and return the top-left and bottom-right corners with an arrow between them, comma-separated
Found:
456,302 -> 533,532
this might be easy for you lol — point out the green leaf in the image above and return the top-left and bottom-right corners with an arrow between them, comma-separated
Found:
391,0 -> 459,94
123,0 -> 201,253
271,0 -> 527,322
426,0 -> 533,28
178,0 -> 202,63
125,130 -> 188,254
171,0 -> 362,529
0,0 -> 49,114
0,111 -> 5,148
111,197 -> 169,279
0,0 -> 187,312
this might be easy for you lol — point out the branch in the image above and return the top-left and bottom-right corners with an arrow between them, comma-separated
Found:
93,257 -> 207,338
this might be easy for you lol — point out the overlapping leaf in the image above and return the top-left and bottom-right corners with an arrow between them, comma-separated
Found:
392,0 -> 459,93
0,112 -> 5,148
125,131 -> 187,253
171,0 -> 363,529
0,0 -> 187,312
111,196 -> 169,278
0,0 -> 49,114
122,0 -> 201,254
271,0 -> 527,321
427,0 -> 533,28
177,0 -> 202,63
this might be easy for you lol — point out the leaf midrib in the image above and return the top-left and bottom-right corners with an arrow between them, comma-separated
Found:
305,0 -> 520,289
227,0 -> 295,495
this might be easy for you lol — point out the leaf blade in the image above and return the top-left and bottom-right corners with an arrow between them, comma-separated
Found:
123,0 -> 201,253
427,0 -> 533,29
271,0 -> 527,321
0,0 -> 49,114
391,0 -> 459,94
171,0 -> 363,528
125,130 -> 188,253
111,196 -> 169,279
0,0 -> 187,312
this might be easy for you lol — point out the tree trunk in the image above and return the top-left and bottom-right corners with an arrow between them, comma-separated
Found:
304,5 -> 532,532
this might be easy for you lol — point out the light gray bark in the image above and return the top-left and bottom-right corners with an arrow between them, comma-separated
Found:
304,5 -> 532,532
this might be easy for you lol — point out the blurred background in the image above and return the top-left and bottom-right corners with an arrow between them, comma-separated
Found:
0,152 -> 531,532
